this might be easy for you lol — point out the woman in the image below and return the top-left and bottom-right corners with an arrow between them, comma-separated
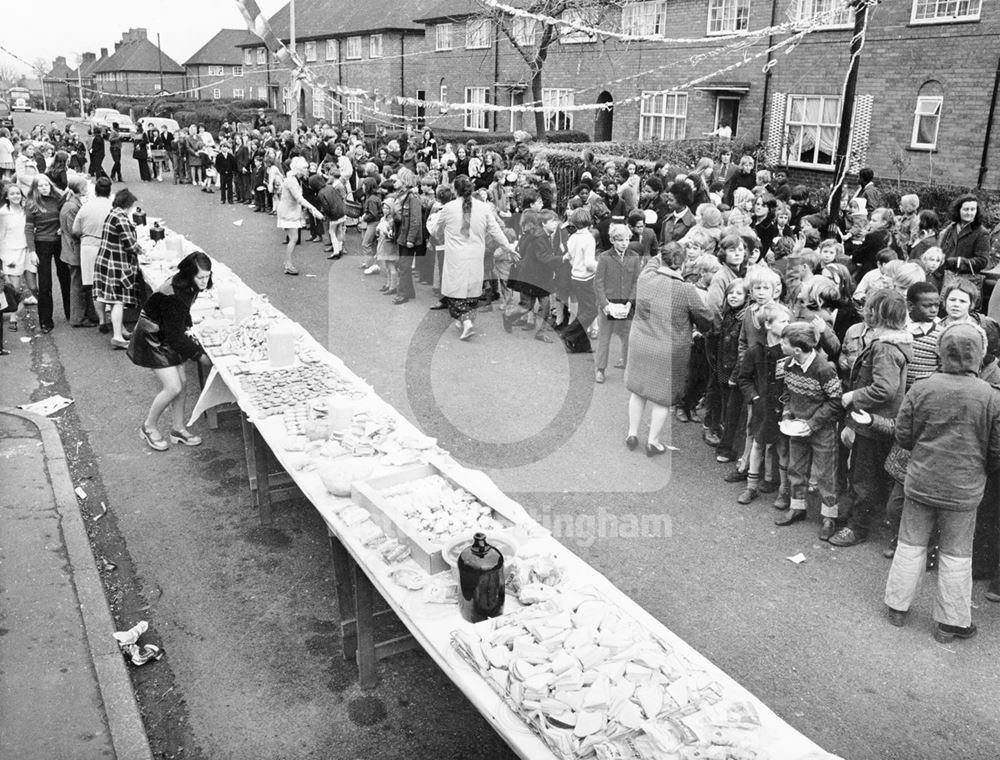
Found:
907,209 -> 938,261
45,150 -> 69,192
25,174 -> 69,333
276,156 -> 324,275
134,129 -> 151,182
938,194 -> 990,301
130,251 -> 213,451
625,257 -> 714,455
93,188 -> 143,348
89,128 -> 107,179
72,176 -> 114,332
186,125 -> 203,185
0,182 -> 34,332
417,128 -> 438,163
59,175 -> 98,327
752,195 -> 778,259
433,175 -> 510,341
0,128 -> 14,181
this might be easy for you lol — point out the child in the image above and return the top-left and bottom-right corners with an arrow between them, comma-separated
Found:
726,187 -> 755,229
739,265 -> 782,357
266,158 -> 284,216
214,141 -> 236,204
679,232 -> 712,281
376,200 -> 399,295
560,207 -> 598,354
706,233 -> 746,315
817,239 -> 850,268
593,223 -> 641,383
829,288 -> 912,547
884,323 -> 1000,641
853,248 -> 900,306
795,275 -> 842,362
0,183 -> 34,334
736,302 -> 791,503
775,321 -> 843,538
361,180 -> 392,274
251,155 -> 267,212
712,280 -> 749,462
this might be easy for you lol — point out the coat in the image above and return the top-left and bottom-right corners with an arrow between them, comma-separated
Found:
276,176 -> 309,229
396,188 -> 425,250
659,209 -> 696,247
433,197 -> 508,299
513,230 -> 559,298
939,222 -> 991,274
58,194 -> 82,266
93,207 -> 141,307
625,263 -> 714,406
848,328 -> 913,440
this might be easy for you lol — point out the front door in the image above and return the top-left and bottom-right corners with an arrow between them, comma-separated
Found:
715,96 -> 740,137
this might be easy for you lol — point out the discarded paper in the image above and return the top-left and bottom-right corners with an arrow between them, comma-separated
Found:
18,395 -> 73,416
74,486 -> 87,500
232,219 -> 243,226
785,553 -> 807,565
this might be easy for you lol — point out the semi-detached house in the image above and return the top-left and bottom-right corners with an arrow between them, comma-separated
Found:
184,29 -> 258,101
235,0 -> 1000,190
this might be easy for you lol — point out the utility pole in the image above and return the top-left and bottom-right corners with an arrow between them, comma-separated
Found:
157,33 -> 165,94
78,56 -> 85,117
289,0 -> 298,131
826,0 -> 870,227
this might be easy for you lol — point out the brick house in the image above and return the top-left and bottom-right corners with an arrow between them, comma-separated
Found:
235,0 -> 440,126
184,29 -> 258,101
42,56 -> 78,107
92,29 -> 185,97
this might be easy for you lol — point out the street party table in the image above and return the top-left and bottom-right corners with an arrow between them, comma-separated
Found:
137,226 -> 840,760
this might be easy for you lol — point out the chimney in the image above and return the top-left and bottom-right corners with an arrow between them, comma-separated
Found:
82,52 -> 96,64
100,47 -> 108,59
114,42 -> 121,51
55,56 -> 66,66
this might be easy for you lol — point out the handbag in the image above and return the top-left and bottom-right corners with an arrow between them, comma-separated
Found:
344,199 -> 363,219
1,282 -> 19,314
943,258 -> 984,294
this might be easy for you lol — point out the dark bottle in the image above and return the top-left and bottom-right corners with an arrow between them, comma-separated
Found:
457,533 -> 505,623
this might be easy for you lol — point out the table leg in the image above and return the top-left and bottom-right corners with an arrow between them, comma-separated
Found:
252,424 -> 272,525
241,413 -> 257,492
328,531 -> 357,661
352,561 -> 377,690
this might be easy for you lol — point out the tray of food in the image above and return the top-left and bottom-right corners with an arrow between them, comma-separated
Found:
351,463 -> 516,574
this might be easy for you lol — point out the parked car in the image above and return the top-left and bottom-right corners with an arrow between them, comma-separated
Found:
114,114 -> 136,141
136,116 -> 180,137
0,100 -> 13,130
90,107 -> 123,132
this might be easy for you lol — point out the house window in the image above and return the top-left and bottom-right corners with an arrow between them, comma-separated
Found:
256,48 -> 266,64
369,34 -> 383,58
560,8 -> 598,43
639,91 -> 688,140
793,0 -> 851,27
232,65 -> 243,77
243,49 -> 253,67
439,83 -> 448,112
436,23 -> 453,51
911,0 -> 981,23
464,86 -> 488,131
466,19 -> 491,49
345,95 -> 363,123
512,17 -> 539,46
707,0 -> 750,33
207,65 -> 225,77
784,94 -> 841,169
621,1 -> 667,35
346,36 -> 362,59
303,41 -> 316,61
911,95 -> 942,149
542,88 -> 574,130
258,86 -> 267,100
212,88 -> 221,100
326,39 -> 338,60
312,88 -> 325,118
233,88 -> 245,99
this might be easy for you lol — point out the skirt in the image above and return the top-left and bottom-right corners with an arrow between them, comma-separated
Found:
80,242 -> 99,286
127,313 -> 182,368
446,297 -> 478,321
1,246 -> 35,277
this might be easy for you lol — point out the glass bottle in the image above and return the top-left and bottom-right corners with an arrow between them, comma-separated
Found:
457,532 -> 505,623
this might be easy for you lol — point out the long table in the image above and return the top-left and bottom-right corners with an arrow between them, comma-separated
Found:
138,233 -> 841,760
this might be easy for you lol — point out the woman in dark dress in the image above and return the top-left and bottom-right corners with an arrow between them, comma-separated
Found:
89,127 -> 107,179
129,251 -> 212,451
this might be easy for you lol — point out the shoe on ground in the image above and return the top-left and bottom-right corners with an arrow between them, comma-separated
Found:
774,509 -> 806,526
883,537 -> 898,559
687,410 -> 701,423
459,323 -> 476,341
23,295 -> 38,305
625,435 -> 638,450
984,582 -> 1000,603
736,488 -> 758,505
828,527 -> 864,547
363,264 -> 380,275
284,267 -> 299,276
675,408 -> 690,423
772,491 -> 791,510
110,337 -> 128,349
723,468 -> 747,483
886,606 -> 908,628
140,425 -> 169,451
595,369 -> 605,384
392,296 -> 410,305
715,451 -> 736,463
818,518 -> 837,541
169,429 -> 203,446
934,623 -> 977,643
703,429 -> 721,447
758,479 -> 780,494
614,359 -> 626,369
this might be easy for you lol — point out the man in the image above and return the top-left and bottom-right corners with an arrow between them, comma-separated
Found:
108,122 -> 123,182
853,167 -> 884,211
253,109 -> 268,130
88,127 -> 106,179
658,181 -> 696,247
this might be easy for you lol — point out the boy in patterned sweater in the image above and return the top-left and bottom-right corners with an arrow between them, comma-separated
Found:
775,321 -> 843,539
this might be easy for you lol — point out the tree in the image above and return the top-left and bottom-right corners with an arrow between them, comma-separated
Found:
480,0 -> 620,141
0,62 -> 21,86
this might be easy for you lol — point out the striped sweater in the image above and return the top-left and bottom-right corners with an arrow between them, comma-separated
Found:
907,320 -> 940,389
781,352 -> 843,432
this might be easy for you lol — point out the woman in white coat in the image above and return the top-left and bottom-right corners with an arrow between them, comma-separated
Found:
276,156 -> 323,275
433,175 -> 510,340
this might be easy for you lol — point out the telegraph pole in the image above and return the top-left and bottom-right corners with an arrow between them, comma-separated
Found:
826,0 -> 870,227
289,0 -> 298,131
77,60 -> 84,117
157,33 -> 165,94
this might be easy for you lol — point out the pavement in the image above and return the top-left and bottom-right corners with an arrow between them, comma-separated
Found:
0,405 -> 152,760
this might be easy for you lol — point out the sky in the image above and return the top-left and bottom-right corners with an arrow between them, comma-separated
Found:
2,0 -> 286,76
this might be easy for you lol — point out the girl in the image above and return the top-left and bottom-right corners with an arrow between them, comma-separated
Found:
376,199 -> 399,296
560,207 -> 598,354
727,187 -> 755,229
920,246 -> 945,293
713,279 -> 749,465
830,289 -> 913,547
706,233 -> 746,315
130,252 -> 213,451
752,195 -> 778,259
0,183 -> 34,334
503,208 -> 560,342
25,174 -> 68,333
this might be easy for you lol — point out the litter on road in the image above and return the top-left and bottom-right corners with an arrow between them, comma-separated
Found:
18,394 -> 74,416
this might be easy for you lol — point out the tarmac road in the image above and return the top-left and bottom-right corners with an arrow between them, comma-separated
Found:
8,111 -> 1000,760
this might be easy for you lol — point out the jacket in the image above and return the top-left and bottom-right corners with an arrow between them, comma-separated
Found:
848,328 -> 913,439
515,230 -> 560,292
896,372 -> 1000,511
939,222 -> 991,274
396,188 -> 425,248
845,227 -> 891,277
214,151 -> 237,176
58,194 -> 82,266
737,340 -> 785,442
594,248 -> 640,308
716,304 -> 747,384
659,209 -> 695,247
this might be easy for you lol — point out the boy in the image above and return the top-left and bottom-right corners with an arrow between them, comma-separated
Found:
214,141 -> 236,204
736,303 -> 791,504
594,223 -> 640,384
775,321 -> 843,538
